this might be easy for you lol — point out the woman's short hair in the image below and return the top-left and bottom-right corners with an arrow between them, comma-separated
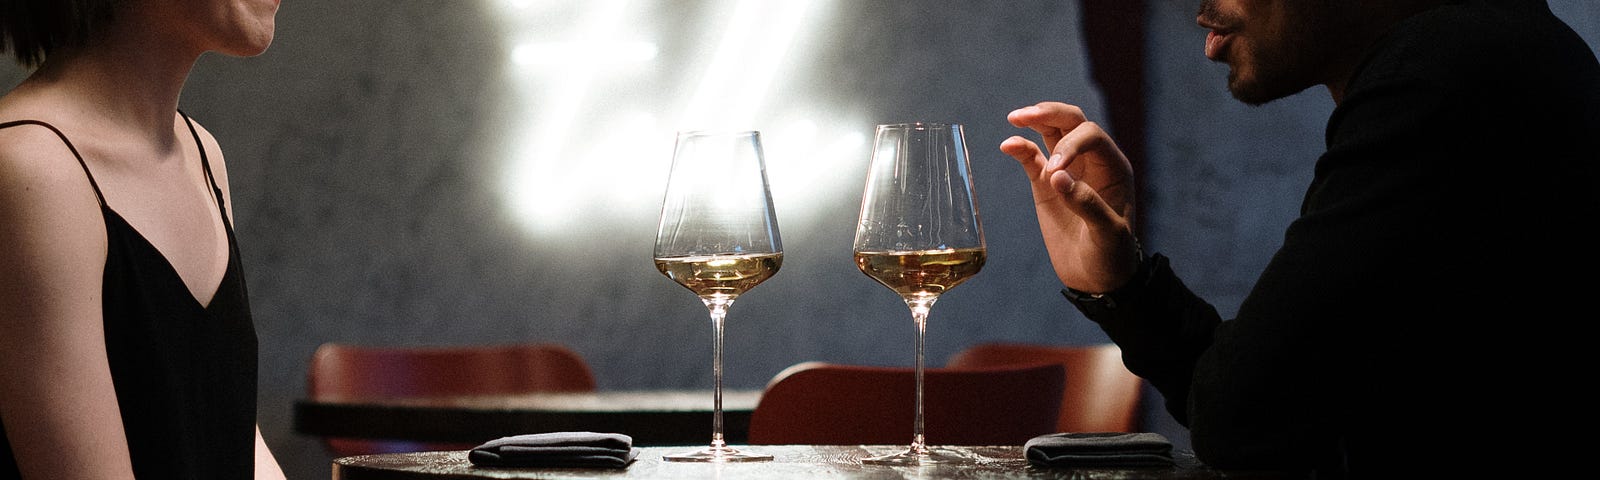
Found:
0,0 -> 118,67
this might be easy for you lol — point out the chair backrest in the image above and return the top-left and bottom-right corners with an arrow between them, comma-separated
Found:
945,342 -> 1142,432
307,342 -> 597,457
746,362 -> 1065,446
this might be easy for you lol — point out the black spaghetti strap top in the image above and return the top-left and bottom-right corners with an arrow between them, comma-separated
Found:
0,113 -> 258,479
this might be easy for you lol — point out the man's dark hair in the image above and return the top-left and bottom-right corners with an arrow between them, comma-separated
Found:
0,0 -> 118,67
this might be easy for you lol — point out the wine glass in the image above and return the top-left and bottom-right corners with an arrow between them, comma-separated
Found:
852,123 -> 986,466
654,130 -> 782,463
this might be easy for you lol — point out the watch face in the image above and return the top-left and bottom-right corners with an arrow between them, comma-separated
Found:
1063,287 -> 1116,313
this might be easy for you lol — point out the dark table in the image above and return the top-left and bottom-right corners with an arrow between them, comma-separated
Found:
295,390 -> 761,446
330,445 -> 1301,480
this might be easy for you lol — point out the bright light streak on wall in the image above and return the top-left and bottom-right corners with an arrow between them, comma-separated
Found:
498,0 -> 641,233
491,0 -> 862,240
512,41 -> 659,68
678,0 -> 817,130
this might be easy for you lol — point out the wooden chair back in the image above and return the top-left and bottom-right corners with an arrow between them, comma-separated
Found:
307,342 -> 597,456
946,342 -> 1142,432
746,361 -> 1065,445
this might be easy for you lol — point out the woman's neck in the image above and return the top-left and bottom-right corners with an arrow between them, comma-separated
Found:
17,14 -> 202,148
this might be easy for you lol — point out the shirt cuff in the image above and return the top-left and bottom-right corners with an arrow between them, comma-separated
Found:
1061,252 -> 1162,318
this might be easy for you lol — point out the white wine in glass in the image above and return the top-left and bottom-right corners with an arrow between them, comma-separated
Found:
852,122 -> 986,466
654,130 -> 781,463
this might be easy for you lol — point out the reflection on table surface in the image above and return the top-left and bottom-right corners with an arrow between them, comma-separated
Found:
331,445 -> 1303,480
296,390 -> 761,446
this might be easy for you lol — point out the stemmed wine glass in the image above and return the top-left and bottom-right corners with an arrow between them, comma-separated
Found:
654,130 -> 782,463
852,123 -> 986,466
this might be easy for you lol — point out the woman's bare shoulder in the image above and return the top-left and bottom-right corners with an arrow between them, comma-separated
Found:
0,92 -> 81,162
0,118 -> 90,191
174,111 -> 236,199
176,111 -> 227,166
0,115 -> 106,243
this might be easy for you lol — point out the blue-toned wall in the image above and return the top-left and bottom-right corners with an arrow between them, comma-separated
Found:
3,2 -> 1594,479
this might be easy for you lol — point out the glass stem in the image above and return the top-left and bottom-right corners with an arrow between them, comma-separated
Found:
906,296 -> 936,454
703,296 -> 734,449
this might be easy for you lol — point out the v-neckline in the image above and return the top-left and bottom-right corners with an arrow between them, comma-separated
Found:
101,207 -> 234,311
0,114 -> 234,311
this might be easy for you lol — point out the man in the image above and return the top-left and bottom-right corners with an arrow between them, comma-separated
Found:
1000,1 -> 1598,477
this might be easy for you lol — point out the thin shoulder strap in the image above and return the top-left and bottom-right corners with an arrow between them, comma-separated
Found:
0,119 -> 108,207
176,110 -> 231,225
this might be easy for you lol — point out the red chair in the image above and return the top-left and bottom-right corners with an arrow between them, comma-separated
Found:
746,361 -> 1065,445
306,342 -> 597,457
946,342 -> 1142,432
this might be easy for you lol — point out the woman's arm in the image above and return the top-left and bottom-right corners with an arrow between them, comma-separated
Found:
0,126 -> 136,479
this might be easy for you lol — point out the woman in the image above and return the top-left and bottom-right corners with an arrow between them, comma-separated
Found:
0,0 -> 286,478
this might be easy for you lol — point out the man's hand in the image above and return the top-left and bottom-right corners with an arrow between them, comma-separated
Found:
999,101 -> 1142,293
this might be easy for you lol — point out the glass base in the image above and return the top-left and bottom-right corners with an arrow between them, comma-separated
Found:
663,444 -> 773,463
862,445 -> 973,466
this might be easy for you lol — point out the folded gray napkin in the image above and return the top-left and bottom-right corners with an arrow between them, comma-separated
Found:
1024,432 -> 1175,468
468,432 -> 640,468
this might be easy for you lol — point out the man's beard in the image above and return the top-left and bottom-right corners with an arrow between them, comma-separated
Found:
1226,54 -> 1321,106
1206,0 -> 1334,106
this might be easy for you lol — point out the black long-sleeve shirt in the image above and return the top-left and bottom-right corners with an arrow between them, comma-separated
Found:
1072,2 -> 1600,478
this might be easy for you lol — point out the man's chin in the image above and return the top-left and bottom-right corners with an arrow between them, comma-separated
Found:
1227,74 -> 1313,106
1229,86 -> 1280,106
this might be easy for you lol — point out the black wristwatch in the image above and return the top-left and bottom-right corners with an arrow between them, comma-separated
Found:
1061,245 -> 1154,317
